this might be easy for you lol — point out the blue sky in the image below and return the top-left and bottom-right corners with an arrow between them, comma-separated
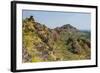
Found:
23,10 -> 91,30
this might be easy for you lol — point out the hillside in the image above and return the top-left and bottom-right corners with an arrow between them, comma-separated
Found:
22,16 -> 91,63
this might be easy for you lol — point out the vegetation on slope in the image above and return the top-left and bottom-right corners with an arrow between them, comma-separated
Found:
22,16 -> 91,63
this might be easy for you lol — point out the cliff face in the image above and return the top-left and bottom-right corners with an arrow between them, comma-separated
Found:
22,16 -> 91,63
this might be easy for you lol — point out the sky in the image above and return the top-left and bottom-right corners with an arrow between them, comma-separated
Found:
22,10 -> 91,30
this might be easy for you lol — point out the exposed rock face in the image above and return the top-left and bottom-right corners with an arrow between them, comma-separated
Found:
22,16 -> 91,63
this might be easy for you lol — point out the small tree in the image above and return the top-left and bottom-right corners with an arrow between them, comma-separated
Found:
28,16 -> 35,21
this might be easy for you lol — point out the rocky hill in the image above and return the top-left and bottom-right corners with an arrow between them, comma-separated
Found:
22,16 -> 91,63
